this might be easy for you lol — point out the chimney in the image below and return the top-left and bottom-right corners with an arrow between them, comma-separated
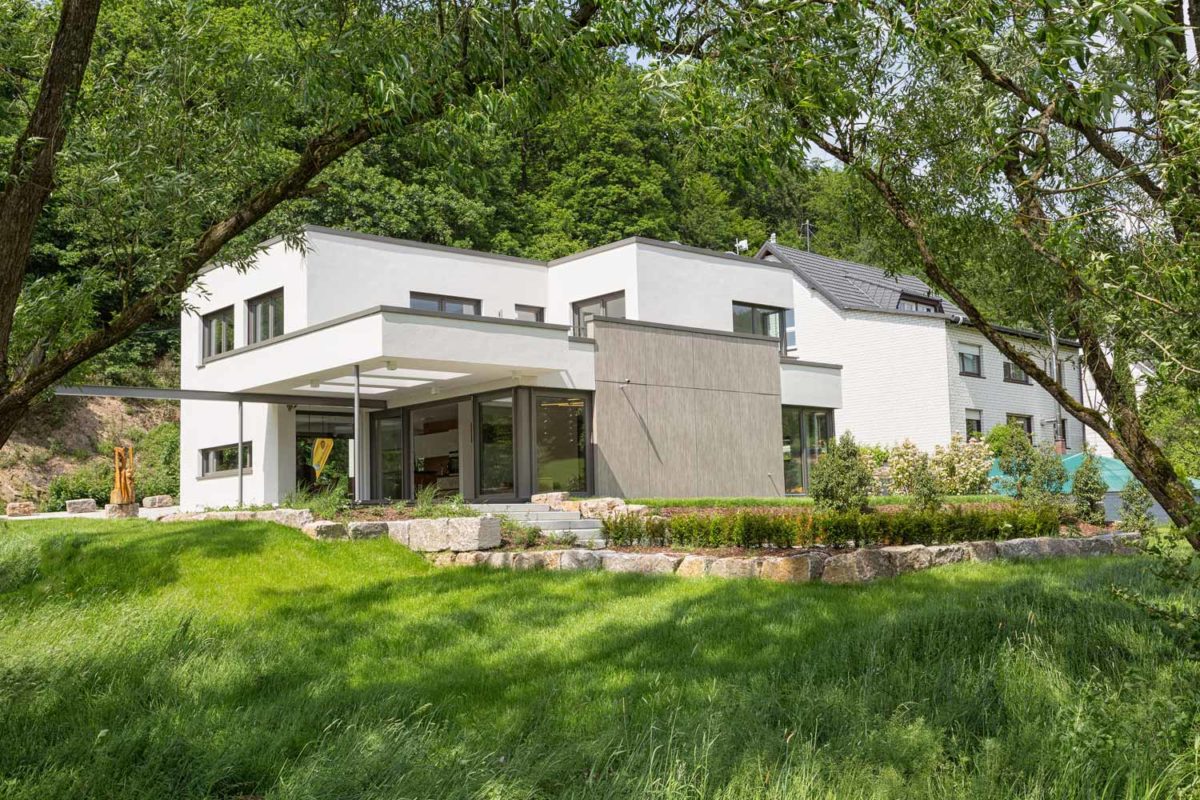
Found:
769,232 -> 777,243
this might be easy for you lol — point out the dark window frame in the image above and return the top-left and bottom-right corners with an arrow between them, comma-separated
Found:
201,305 -> 235,359
571,291 -> 625,336
1003,361 -> 1031,384
246,288 -> 285,345
965,409 -> 983,440
410,291 -> 481,316
732,301 -> 789,355
897,294 -> 941,314
514,304 -> 544,323
960,345 -> 979,379
474,389 -> 519,500
1006,413 -> 1034,440
530,389 -> 592,497
200,442 -> 252,476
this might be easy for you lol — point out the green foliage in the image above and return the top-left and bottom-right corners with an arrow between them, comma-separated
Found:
0,530 -> 40,593
1072,451 -> 1108,525
41,421 -> 180,511
988,423 -> 1067,507
284,477 -> 348,520
930,434 -> 993,495
1120,480 -> 1158,537
43,459 -> 112,512
411,487 -> 477,519
911,457 -> 943,513
1112,529 -> 1200,655
809,431 -> 874,512
1141,382 -> 1200,479
606,506 -> 1060,549
500,517 -> 542,549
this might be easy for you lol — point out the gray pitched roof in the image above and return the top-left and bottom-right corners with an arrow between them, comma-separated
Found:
759,242 -> 965,318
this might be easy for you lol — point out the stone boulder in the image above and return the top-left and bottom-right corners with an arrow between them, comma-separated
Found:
600,552 -> 681,574
821,549 -> 896,584
964,540 -> 999,562
881,545 -> 932,574
559,549 -> 602,570
347,521 -> 387,540
580,498 -> 626,519
272,508 -> 314,529
530,492 -> 570,508
997,537 -> 1054,560
141,495 -> 174,509
5,501 -> 36,517
675,555 -> 715,578
104,502 -> 140,519
302,520 -> 349,540
759,552 -> 827,583
710,557 -> 759,579
392,516 -> 502,552
65,498 -> 98,514
926,544 -> 970,567
513,550 -> 562,570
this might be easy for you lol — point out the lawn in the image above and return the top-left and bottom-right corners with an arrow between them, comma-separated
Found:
0,520 -> 1197,799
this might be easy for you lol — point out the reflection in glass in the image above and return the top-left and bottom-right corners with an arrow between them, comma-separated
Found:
781,406 -> 833,494
536,395 -> 587,493
478,395 -> 515,496
377,417 -> 404,499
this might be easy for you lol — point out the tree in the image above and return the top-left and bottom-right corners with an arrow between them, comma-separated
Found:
664,0 -> 1200,542
1072,451 -> 1108,525
0,0 -> 629,447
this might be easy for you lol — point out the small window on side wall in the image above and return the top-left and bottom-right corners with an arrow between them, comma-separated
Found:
1003,361 -> 1030,384
965,409 -> 983,440
515,304 -> 544,322
958,343 -> 982,377
200,442 -> 252,476
1006,413 -> 1033,440
247,289 -> 284,345
202,306 -> 234,359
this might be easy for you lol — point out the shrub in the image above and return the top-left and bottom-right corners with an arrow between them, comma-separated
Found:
43,459 -> 112,512
809,432 -> 873,512
1071,451 -> 1108,525
930,434 -> 992,495
501,517 -> 542,549
886,440 -> 925,495
132,422 -> 180,500
411,486 -> 477,518
1023,446 -> 1069,512
1119,480 -> 1157,536
911,457 -> 943,513
284,477 -> 348,519
601,512 -> 648,546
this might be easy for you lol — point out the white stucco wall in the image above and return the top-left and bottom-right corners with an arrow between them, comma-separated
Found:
789,281 -> 953,451
545,244 -> 640,327
945,327 -> 1085,452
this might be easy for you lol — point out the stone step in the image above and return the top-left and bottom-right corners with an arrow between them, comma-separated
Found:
469,503 -> 551,513
489,511 -> 583,521
524,518 -> 603,531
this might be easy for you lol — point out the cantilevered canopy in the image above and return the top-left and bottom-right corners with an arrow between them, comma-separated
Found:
53,384 -> 387,409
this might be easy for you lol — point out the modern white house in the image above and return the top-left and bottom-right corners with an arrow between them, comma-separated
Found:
758,241 -> 1089,455
178,225 -> 1086,509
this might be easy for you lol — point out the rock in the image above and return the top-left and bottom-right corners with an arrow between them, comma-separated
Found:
65,498 -> 98,514
821,549 -> 895,584
430,551 -> 457,567
882,545 -> 932,574
623,504 -> 649,517
926,544 -> 969,566
1097,532 -> 1141,555
302,521 -> 348,540
103,503 -> 140,519
1076,537 -> 1114,557
385,520 -> 411,547
397,516 -> 502,552
480,552 -> 513,568
347,521 -> 387,540
141,495 -> 174,509
675,555 -> 715,578
453,551 -> 488,566
964,540 -> 998,562
1044,537 -> 1082,557
513,550 -> 562,570
600,552 -> 681,574
5,501 -> 37,517
759,553 -> 827,582
997,538 -> 1053,560
580,498 -> 626,519
558,500 -> 582,513
272,508 -> 314,529
531,492 -> 570,508
710,557 -> 759,579
559,549 -> 601,570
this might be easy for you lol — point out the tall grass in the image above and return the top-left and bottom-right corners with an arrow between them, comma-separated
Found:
0,519 -> 1195,799
634,494 -> 1008,510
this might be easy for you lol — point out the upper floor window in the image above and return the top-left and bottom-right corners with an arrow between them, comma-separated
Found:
200,442 -> 252,476
958,343 -> 983,377
1044,358 -> 1066,384
202,306 -> 234,359
1007,413 -> 1033,439
515,304 -> 544,323
247,289 -> 284,345
733,302 -> 789,354
572,292 -> 625,336
410,292 -> 480,316
965,409 -> 983,440
898,294 -> 940,313
1003,361 -> 1030,384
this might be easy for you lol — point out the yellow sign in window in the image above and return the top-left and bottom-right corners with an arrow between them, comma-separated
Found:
311,437 -> 334,479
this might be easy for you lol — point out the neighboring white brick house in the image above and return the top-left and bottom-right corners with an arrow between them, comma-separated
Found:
759,242 -> 1086,453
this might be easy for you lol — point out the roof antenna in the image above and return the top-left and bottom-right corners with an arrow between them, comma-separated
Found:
769,231 -> 777,244
803,220 -> 812,252
733,239 -> 749,254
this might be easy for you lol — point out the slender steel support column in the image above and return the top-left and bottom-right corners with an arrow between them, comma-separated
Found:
353,365 -> 362,503
237,400 -> 244,507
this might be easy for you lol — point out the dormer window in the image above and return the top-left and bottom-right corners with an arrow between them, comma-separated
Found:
897,294 -> 940,314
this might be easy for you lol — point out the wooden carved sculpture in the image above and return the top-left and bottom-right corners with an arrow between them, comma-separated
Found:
111,446 -> 135,505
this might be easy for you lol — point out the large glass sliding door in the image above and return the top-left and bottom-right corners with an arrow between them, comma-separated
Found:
476,393 -> 516,497
411,402 -> 461,497
374,415 -> 404,500
782,406 -> 834,494
534,393 -> 588,493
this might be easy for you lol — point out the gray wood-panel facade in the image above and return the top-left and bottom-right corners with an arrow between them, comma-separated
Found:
591,319 -> 785,498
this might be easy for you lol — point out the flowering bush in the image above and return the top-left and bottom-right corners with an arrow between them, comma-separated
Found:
886,440 -> 926,495
930,434 -> 993,495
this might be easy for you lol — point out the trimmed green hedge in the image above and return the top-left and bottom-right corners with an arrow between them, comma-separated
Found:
602,507 -> 1061,549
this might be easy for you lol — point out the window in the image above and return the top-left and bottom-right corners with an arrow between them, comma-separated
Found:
1007,413 -> 1033,440
410,292 -> 480,316
898,295 -> 940,313
246,289 -> 284,345
1003,361 -> 1030,384
782,406 -> 834,494
572,292 -> 625,336
958,343 -> 983,377
1055,417 -> 1070,443
202,306 -> 234,359
732,302 -> 788,354
1044,358 -> 1066,383
965,409 -> 983,440
200,442 -> 252,476
515,304 -> 544,323
535,393 -> 588,493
